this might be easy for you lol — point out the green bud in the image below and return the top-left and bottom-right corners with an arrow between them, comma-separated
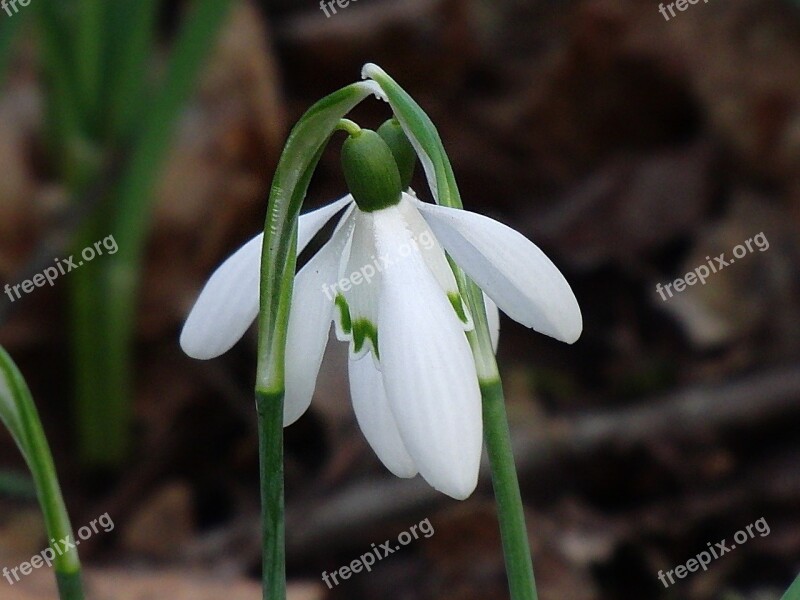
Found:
377,119 -> 416,190
341,129 -> 402,212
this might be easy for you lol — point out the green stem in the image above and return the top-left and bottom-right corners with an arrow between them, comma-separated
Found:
56,572 -> 86,600
256,390 -> 285,600
335,118 -> 362,136
481,379 -> 537,600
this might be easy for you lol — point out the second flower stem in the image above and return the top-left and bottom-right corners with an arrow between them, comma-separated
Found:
481,378 -> 538,600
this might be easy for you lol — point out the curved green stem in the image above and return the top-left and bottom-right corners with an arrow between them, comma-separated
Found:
335,118 -> 362,136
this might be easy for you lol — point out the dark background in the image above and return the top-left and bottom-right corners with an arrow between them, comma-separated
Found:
1,0 -> 799,598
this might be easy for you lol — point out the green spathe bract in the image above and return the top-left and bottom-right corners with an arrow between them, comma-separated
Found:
0,347 -> 84,600
341,128 -> 402,212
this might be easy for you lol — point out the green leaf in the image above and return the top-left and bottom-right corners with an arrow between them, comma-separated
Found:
75,0 -> 104,128
782,573 -> 800,600
102,0 -> 161,141
73,0 -> 234,466
35,1 -> 85,169
0,347 -> 84,598
0,348 -> 28,459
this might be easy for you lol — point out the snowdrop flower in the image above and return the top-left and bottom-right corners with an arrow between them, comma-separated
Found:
181,121 -> 581,499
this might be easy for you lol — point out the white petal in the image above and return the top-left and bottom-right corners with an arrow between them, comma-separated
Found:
348,356 -> 417,478
484,292 -> 500,352
284,212 -> 355,426
398,193 -> 472,329
180,233 -> 263,359
374,206 -> 482,500
417,202 -> 582,344
180,198 -> 353,360
297,195 -> 354,252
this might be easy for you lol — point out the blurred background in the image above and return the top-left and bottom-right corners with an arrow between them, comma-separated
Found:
1,0 -> 799,598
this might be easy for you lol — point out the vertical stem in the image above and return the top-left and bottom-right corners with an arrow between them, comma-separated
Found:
481,379 -> 538,600
56,572 -> 86,600
256,390 -> 285,600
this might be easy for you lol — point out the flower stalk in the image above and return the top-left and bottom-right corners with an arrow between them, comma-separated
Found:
482,379 -> 538,600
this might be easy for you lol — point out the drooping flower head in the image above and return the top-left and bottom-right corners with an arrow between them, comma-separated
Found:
180,70 -> 581,500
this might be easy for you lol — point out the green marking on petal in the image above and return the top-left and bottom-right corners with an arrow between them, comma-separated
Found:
335,294 -> 352,334
448,292 -> 469,324
352,319 -> 379,360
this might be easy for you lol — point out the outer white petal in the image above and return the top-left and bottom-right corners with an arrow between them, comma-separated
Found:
484,292 -> 500,352
180,198 -> 353,360
284,212 -> 355,426
374,206 -> 482,500
417,202 -> 582,344
180,233 -> 263,359
348,356 -> 417,478
398,193 -> 472,329
297,195 -> 353,252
